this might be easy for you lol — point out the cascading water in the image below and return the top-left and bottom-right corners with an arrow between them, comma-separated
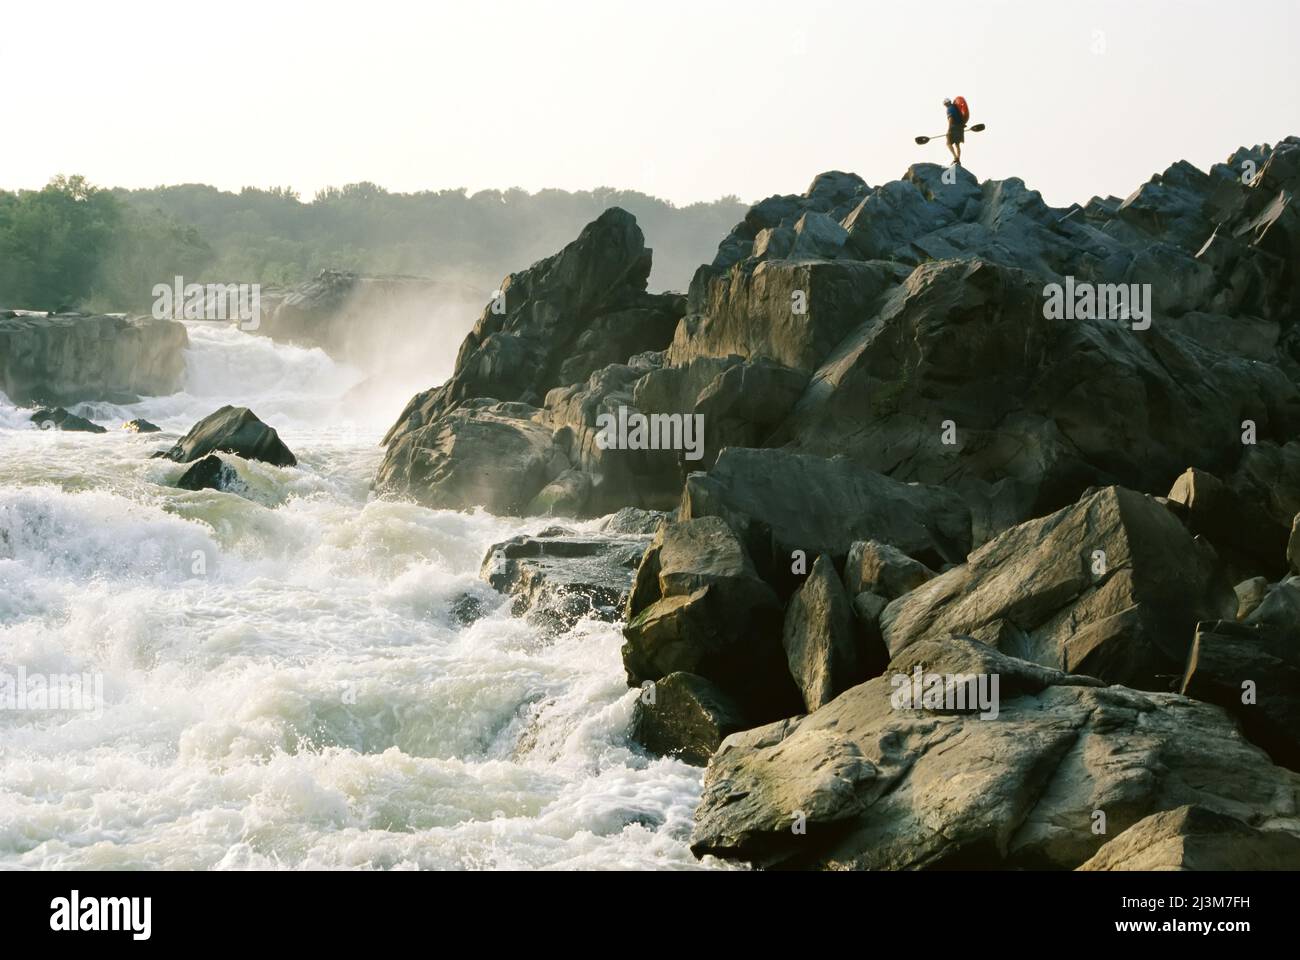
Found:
0,322 -> 717,870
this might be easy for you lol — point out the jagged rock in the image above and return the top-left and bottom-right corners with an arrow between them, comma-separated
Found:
773,257 -> 1300,544
690,635 -> 1300,870
843,540 -> 935,600
631,672 -> 753,766
1180,619 -> 1300,771
1078,805 -> 1300,871
480,528 -> 648,630
790,211 -> 849,260
0,313 -> 188,406
681,448 -> 971,593
1228,441 -> 1300,530
161,405 -> 297,467
122,418 -> 161,433
621,516 -> 798,719
880,486 -> 1236,690
1243,577 -> 1300,629
670,259 -> 904,373
175,454 -> 242,493
382,209 -> 684,450
1167,467 -> 1287,579
783,554 -> 865,711
1291,515 -> 1300,574
29,407 -> 105,433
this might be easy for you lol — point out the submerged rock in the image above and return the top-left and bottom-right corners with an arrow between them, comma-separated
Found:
175,455 -> 243,493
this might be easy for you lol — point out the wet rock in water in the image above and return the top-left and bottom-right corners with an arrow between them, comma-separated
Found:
690,635 -> 1300,870
162,405 -> 297,467
122,418 -> 162,433
630,671 -> 753,766
29,407 -> 106,433
481,528 -> 650,631
175,455 -> 243,493
1078,805 -> 1300,871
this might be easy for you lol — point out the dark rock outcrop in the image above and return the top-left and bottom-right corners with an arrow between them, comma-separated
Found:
1180,618 -> 1300,771
161,406 -> 297,467
0,312 -> 188,406
122,418 -> 162,433
29,407 -> 106,433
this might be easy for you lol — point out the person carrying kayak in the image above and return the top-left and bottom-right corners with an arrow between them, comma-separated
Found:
944,97 -> 966,165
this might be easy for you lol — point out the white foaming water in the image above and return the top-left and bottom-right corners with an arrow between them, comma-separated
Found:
0,323 -> 720,870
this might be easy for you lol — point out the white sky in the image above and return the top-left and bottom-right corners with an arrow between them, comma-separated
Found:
3,0 -> 1297,208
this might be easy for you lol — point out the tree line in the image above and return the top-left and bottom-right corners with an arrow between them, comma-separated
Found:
0,176 -> 747,313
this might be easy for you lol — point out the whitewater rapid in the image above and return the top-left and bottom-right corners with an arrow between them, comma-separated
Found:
0,323 -> 716,870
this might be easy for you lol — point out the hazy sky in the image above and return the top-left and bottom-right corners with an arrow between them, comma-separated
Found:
5,0 -> 1298,208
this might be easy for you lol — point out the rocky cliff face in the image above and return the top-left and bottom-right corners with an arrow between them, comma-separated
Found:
0,311 -> 189,405
393,136 -> 1300,869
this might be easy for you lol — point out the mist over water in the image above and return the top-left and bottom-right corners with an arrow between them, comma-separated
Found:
0,322 -> 715,870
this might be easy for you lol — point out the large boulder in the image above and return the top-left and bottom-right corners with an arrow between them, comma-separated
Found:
880,485 -> 1236,690
0,312 -> 188,406
690,635 -> 1300,870
1077,805 -> 1300,871
681,448 -> 972,592
621,516 -> 798,719
374,399 -> 566,513
161,405 -> 297,467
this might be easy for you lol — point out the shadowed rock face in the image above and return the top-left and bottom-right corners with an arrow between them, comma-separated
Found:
690,636 -> 1300,871
0,312 -> 188,406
